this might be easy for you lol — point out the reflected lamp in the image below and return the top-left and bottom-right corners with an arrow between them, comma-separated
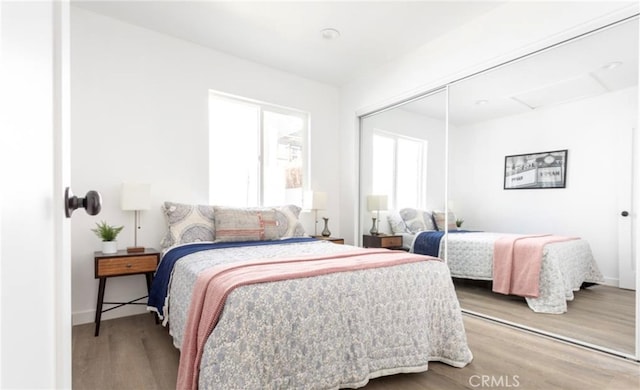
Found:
367,195 -> 388,235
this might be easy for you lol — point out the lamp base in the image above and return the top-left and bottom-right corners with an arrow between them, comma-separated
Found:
126,246 -> 145,253
369,217 -> 379,235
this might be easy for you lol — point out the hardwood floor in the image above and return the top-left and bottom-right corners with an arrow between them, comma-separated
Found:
72,313 -> 639,390
453,279 -> 636,354
72,314 -> 179,390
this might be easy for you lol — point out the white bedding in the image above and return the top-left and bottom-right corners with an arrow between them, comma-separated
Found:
409,232 -> 604,313
165,240 -> 473,389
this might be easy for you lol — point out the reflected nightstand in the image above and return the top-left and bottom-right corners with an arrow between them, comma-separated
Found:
362,234 -> 403,249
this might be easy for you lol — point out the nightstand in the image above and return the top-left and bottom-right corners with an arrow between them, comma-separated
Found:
363,234 -> 403,249
312,236 -> 345,244
94,248 -> 160,336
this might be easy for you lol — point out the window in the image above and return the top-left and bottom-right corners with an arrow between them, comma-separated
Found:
208,92 -> 308,207
372,129 -> 427,209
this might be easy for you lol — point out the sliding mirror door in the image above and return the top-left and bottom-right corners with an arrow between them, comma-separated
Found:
360,89 -> 447,246
447,17 -> 638,356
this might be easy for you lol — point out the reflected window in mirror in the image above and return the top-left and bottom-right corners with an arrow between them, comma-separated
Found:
372,129 -> 427,210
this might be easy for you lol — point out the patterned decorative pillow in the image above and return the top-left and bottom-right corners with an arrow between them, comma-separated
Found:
387,210 -> 409,234
273,205 -> 306,238
213,206 -> 281,242
399,208 -> 435,233
432,211 -> 458,231
160,201 -> 216,249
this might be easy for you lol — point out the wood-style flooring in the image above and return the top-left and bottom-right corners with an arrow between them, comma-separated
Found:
72,313 -> 639,390
453,279 -> 635,355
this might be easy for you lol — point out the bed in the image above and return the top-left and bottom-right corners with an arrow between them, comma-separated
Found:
148,202 -> 473,389
389,208 -> 604,314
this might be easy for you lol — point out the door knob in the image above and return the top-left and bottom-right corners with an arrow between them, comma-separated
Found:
64,187 -> 102,218
621,210 -> 629,217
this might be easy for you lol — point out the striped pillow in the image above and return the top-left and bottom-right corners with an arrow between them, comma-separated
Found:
432,211 -> 458,231
213,206 -> 281,242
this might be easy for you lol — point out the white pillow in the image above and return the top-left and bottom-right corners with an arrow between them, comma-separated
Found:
273,205 -> 306,238
399,208 -> 435,233
387,210 -> 409,234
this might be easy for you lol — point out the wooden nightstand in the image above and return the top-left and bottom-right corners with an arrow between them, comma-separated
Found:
363,234 -> 403,249
94,248 -> 160,336
312,236 -> 345,244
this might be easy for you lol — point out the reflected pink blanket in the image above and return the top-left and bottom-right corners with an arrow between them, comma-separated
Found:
492,234 -> 577,298
177,247 -> 438,390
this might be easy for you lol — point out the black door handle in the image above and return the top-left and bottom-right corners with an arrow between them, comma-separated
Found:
64,187 -> 102,218
621,211 -> 629,217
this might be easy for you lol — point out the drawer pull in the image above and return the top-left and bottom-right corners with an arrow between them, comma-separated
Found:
126,263 -> 132,268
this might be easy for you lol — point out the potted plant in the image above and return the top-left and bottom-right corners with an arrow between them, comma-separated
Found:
92,221 -> 124,254
455,218 -> 464,228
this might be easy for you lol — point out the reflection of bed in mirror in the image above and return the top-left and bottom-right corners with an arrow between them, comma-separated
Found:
412,231 -> 603,314
389,208 -> 604,314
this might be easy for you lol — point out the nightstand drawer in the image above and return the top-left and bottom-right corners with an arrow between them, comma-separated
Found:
96,255 -> 157,277
363,234 -> 403,249
379,236 -> 402,248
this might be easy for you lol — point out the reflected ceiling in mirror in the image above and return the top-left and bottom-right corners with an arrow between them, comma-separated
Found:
402,18 -> 638,126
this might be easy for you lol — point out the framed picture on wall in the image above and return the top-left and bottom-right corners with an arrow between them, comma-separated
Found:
504,149 -> 567,189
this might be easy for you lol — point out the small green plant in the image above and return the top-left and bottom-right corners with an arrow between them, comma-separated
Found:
455,218 -> 464,228
91,221 -> 124,242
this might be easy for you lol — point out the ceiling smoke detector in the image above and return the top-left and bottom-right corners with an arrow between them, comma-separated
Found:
320,28 -> 341,40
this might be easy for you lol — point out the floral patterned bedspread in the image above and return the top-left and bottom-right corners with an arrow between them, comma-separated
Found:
432,232 -> 604,313
166,240 -> 473,389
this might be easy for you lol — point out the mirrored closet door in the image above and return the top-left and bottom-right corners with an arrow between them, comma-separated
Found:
447,16 -> 637,357
359,15 -> 638,359
359,89 -> 447,249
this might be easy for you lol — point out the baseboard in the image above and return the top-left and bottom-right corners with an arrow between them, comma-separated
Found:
602,277 -> 619,287
72,305 -> 149,326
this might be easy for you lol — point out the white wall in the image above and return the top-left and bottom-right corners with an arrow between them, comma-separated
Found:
449,87 -> 637,283
70,7 -> 340,324
339,1 -> 638,245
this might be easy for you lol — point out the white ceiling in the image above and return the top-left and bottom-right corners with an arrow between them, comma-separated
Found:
72,1 -> 637,125
71,0 -> 505,86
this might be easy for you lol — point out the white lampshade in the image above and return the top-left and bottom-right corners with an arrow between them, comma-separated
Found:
367,195 -> 388,212
121,182 -> 151,211
303,191 -> 327,211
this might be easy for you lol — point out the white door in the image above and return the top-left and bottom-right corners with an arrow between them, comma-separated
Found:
0,1 -> 71,387
618,124 -> 636,291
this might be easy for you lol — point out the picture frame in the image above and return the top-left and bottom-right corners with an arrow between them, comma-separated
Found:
504,149 -> 567,189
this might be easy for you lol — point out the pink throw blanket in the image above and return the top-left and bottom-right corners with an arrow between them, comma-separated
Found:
493,234 -> 577,298
177,247 -> 439,390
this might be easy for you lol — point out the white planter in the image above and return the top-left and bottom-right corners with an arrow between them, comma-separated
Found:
102,241 -> 118,254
